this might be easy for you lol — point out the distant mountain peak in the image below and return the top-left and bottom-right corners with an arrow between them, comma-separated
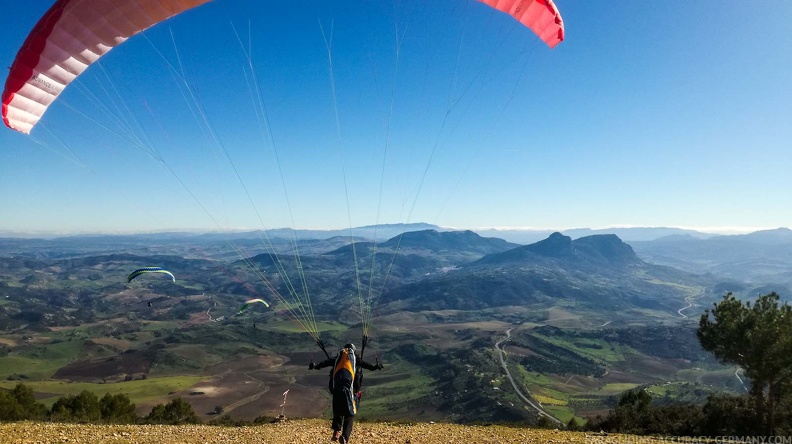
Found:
381,229 -> 514,252
573,234 -> 640,265
474,232 -> 640,267
523,232 -> 573,257
734,227 -> 792,244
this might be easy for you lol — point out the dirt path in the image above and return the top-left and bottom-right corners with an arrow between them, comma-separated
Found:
222,383 -> 270,415
0,419 -> 620,443
207,297 -> 224,322
219,367 -> 277,416
494,328 -> 561,425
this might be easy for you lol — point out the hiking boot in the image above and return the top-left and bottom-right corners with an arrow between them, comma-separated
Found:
331,430 -> 341,441
339,437 -> 347,444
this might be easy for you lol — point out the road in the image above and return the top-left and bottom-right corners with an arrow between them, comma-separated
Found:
206,297 -> 219,322
494,328 -> 562,425
735,367 -> 749,392
677,295 -> 694,318
222,378 -> 270,416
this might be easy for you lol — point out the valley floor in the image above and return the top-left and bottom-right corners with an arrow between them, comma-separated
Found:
0,418 -> 665,443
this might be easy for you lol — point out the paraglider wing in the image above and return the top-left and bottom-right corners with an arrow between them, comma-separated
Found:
127,267 -> 176,283
238,298 -> 270,313
477,0 -> 564,48
2,0 -> 211,134
4,0 -> 564,134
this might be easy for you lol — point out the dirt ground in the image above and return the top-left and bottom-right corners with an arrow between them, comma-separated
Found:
53,351 -> 151,382
0,419 -> 663,443
136,355 -> 330,420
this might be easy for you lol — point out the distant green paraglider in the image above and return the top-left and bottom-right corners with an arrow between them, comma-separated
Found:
239,298 -> 270,313
127,267 -> 176,283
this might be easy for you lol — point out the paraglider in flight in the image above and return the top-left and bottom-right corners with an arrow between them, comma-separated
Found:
127,267 -> 176,283
480,0 -> 564,47
2,0 -> 563,134
238,298 -> 270,313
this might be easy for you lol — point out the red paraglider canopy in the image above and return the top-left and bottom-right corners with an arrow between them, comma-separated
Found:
2,0 -> 211,134
2,0 -> 563,134
480,0 -> 564,48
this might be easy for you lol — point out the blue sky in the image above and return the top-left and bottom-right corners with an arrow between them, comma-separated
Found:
1,0 -> 790,235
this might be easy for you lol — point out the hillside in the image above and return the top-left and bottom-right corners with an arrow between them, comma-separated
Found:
382,233 -> 714,315
0,419 -> 627,443
0,229 -> 756,425
631,228 -> 792,289
474,233 -> 640,267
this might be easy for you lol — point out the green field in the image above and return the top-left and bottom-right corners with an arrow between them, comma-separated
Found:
256,320 -> 347,334
544,405 -> 576,423
358,360 -> 436,419
0,340 -> 84,380
595,383 -> 641,394
0,376 -> 203,406
510,366 -> 576,421
531,333 -> 632,364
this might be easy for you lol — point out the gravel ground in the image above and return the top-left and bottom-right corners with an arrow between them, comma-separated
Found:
0,419 -> 675,443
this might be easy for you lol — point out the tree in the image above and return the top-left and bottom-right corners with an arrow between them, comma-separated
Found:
585,390 -> 706,436
144,404 -> 168,424
535,415 -> 555,428
700,394 -> 758,436
50,390 -> 101,422
0,383 -> 47,421
610,389 -> 653,434
776,392 -> 792,436
0,391 -> 18,421
145,398 -> 200,425
99,393 -> 137,424
698,292 -> 792,436
209,414 -> 237,426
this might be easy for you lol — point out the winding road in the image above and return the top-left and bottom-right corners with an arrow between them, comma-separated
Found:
206,297 -> 221,322
677,295 -> 695,318
494,328 -> 561,425
679,294 -> 751,390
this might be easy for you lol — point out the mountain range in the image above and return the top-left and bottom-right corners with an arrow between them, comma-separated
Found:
631,227 -> 792,286
1,225 -> 785,424
380,231 -> 714,317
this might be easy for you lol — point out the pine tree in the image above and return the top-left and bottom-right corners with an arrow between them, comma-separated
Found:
698,292 -> 792,436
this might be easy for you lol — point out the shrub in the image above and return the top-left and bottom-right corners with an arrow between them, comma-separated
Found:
0,383 -> 47,421
145,398 -> 200,425
50,390 -> 101,423
100,393 -> 138,424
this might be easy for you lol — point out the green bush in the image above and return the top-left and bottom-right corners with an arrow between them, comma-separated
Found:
0,383 -> 47,421
144,398 -> 200,425
50,390 -> 101,423
100,393 -> 138,424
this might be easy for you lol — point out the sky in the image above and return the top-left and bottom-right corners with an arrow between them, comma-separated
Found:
1,0 -> 791,235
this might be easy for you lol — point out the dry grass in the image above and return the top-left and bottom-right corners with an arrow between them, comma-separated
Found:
0,419 -> 681,443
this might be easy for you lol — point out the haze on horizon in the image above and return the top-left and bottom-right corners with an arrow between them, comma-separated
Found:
0,224 -> 786,240
1,1 -> 791,235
